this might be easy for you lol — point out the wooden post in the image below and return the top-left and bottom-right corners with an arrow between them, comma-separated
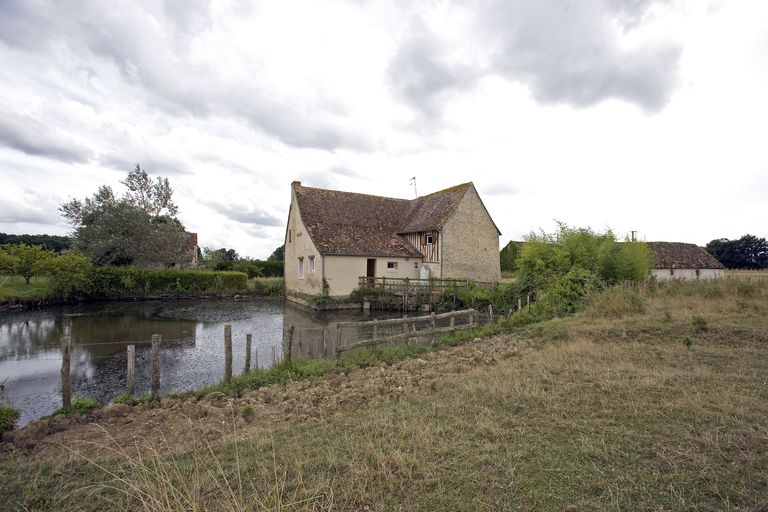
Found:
488,305 -> 494,323
431,312 -> 436,329
372,318 -> 378,342
335,323 -> 343,356
224,324 -> 233,383
254,348 -> 259,370
286,325 -> 294,363
151,334 -> 161,397
321,329 -> 327,358
271,345 -> 277,366
60,336 -> 71,409
450,314 -> 455,329
244,334 -> 252,373
527,294 -> 531,313
518,298 -> 522,312
126,344 -> 135,395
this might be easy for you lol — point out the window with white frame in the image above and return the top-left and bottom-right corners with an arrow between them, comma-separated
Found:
298,257 -> 304,279
309,256 -> 315,273
387,261 -> 398,272
426,233 -> 434,245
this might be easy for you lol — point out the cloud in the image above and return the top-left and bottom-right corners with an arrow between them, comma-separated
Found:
0,113 -> 93,163
386,0 -> 681,116
0,187 -> 64,226
388,21 -> 478,118
205,201 -> 283,227
479,182 -> 520,196
478,0 -> 682,112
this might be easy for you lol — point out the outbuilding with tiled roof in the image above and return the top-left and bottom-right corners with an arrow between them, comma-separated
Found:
648,242 -> 725,281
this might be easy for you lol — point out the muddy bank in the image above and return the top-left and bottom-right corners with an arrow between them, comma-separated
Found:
0,333 -> 526,462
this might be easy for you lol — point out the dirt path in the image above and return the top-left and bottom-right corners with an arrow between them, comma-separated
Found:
0,334 -> 526,463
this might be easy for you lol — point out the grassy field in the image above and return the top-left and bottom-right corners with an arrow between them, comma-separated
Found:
2,278 -> 768,511
0,275 -> 52,301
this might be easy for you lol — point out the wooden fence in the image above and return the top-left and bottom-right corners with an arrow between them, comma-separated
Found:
334,308 -> 477,355
358,276 -> 497,293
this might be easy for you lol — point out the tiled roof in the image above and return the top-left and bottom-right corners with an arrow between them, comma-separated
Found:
399,183 -> 472,233
648,242 -> 725,269
293,182 -> 480,257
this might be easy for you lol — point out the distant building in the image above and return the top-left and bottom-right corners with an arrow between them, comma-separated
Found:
284,181 -> 501,297
648,242 -> 725,281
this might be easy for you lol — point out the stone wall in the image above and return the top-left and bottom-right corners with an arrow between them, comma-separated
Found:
284,187 -> 323,295
441,185 -> 501,283
650,268 -> 724,281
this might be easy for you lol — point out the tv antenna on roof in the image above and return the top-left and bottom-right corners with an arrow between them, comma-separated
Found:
410,177 -> 417,198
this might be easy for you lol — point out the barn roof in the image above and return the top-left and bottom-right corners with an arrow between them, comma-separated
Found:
648,242 -> 725,269
293,182 -> 486,257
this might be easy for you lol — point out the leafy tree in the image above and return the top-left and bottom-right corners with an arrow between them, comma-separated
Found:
0,244 -> 55,283
60,165 -> 188,267
45,252 -> 93,297
268,244 -> 285,261
706,235 -> 768,269
499,241 -> 520,273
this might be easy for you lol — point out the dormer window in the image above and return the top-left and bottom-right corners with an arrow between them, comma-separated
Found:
426,234 -> 434,245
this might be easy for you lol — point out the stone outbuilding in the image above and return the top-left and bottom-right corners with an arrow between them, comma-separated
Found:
284,181 -> 501,297
648,242 -> 725,281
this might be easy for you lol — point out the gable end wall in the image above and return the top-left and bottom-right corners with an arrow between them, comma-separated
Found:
284,189 -> 323,295
441,186 -> 500,282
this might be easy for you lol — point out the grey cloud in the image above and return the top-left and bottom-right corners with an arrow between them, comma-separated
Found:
0,189 -> 64,226
0,113 -> 93,163
480,0 -> 681,112
99,152 -> 191,177
206,201 -> 283,227
388,22 -> 478,118
388,0 -> 681,115
0,1 -> 368,151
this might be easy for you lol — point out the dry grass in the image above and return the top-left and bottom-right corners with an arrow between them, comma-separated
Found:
3,278 -> 768,511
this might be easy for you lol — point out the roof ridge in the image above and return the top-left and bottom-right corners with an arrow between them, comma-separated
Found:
418,182 -> 472,198
297,184 -> 411,203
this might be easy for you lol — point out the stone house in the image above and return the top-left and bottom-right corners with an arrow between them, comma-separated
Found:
284,181 -> 501,297
648,242 -> 725,281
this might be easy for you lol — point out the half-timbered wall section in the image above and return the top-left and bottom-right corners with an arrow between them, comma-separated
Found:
403,231 -> 440,263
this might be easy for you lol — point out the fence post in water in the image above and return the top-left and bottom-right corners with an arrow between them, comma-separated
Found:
372,318 -> 378,343
271,345 -> 277,366
488,305 -> 493,324
60,336 -> 71,409
151,334 -> 161,397
431,312 -> 436,329
244,334 -> 252,373
335,323 -> 343,359
126,344 -> 135,396
224,324 -> 233,383
286,325 -> 295,364
450,313 -> 455,329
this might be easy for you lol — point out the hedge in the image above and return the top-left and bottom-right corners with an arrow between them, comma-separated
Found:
90,266 -> 248,296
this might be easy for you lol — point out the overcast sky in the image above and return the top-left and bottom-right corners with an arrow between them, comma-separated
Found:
1,0 -> 766,258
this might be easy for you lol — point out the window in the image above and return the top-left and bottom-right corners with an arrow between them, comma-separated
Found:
298,257 -> 304,279
669,269 -> 674,276
426,234 -> 433,245
387,262 -> 398,272
414,262 -> 419,269
309,256 -> 315,273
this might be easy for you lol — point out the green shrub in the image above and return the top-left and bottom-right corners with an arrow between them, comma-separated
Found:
0,405 -> 20,434
53,395 -> 101,416
692,315 -> 708,332
46,252 -> 93,297
248,277 -> 284,295
90,267 -> 247,296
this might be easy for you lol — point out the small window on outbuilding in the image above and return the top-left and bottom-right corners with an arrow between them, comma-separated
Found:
426,234 -> 434,245
669,269 -> 674,276
387,262 -> 398,272
298,257 -> 304,279
309,256 -> 315,273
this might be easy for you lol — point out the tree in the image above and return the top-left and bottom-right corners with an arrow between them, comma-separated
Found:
499,241 -> 520,273
60,165 -> 188,267
1,244 -> 55,284
45,252 -> 93,297
706,235 -> 768,269
268,244 -> 285,261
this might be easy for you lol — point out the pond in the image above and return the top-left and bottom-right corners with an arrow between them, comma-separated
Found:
0,299 -> 403,426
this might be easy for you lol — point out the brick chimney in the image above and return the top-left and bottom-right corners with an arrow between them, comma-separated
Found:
291,180 -> 301,188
